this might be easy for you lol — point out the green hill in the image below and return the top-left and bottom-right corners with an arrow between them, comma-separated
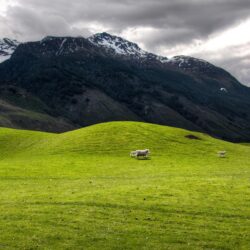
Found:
0,122 -> 249,249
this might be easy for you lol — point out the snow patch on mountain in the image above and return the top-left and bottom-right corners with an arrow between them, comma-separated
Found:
167,55 -> 214,72
156,56 -> 169,64
88,32 -> 149,57
56,38 -> 68,55
220,87 -> 228,92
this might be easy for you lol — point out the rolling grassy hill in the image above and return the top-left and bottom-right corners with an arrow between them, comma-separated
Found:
0,122 -> 249,249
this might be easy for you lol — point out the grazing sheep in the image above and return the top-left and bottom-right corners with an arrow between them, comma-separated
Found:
130,149 -> 150,159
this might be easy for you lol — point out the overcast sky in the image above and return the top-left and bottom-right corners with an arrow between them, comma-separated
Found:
0,0 -> 249,86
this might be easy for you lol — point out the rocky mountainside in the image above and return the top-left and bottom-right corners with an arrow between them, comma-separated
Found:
88,32 -> 169,63
0,33 -> 249,141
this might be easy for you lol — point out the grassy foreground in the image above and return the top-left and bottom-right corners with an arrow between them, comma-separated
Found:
0,121 -> 249,249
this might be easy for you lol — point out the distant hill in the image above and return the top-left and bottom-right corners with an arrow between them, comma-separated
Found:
0,121 -> 247,159
0,33 -> 250,141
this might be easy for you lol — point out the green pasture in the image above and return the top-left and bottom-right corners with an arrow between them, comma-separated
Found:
0,122 -> 249,249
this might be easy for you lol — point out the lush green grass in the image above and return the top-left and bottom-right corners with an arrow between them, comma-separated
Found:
0,122 -> 249,249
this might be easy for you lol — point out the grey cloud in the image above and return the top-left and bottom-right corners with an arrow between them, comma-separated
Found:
3,0 -> 250,41
0,4 -> 91,41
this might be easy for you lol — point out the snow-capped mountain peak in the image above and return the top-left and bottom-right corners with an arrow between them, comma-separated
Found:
0,34 -> 219,75
0,38 -> 20,63
88,32 -> 149,57
88,32 -> 171,64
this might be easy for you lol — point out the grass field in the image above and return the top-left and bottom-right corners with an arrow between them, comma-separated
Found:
0,121 -> 249,249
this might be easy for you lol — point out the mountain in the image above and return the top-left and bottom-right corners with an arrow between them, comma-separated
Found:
0,33 -> 249,141
88,32 -> 148,57
0,38 -> 20,63
88,32 -> 169,63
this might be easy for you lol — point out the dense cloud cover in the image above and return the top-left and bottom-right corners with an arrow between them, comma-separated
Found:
0,0 -> 249,85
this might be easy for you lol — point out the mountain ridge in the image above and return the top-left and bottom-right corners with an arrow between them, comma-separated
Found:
0,33 -> 246,85
0,33 -> 230,72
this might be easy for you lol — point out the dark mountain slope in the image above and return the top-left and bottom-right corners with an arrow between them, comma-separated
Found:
0,85 -> 74,132
0,34 -> 249,141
